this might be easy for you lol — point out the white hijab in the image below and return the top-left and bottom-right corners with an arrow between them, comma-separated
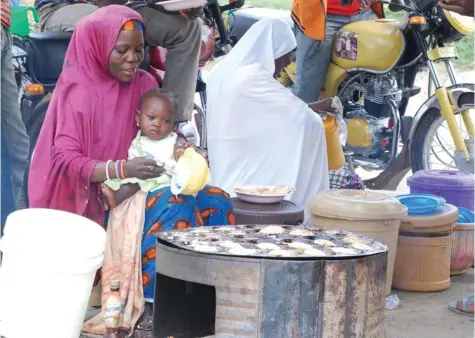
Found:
206,19 -> 329,209
208,18 -> 296,88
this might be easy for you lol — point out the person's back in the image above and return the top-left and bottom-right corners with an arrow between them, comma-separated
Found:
207,19 -> 330,212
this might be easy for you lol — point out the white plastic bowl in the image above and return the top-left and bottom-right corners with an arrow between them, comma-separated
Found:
234,185 -> 294,204
159,0 -> 206,11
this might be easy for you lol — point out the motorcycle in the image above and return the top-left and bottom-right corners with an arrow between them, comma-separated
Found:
13,0 -> 243,205
226,0 -> 475,190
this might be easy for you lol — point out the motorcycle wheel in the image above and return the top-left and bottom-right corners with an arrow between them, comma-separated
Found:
411,107 -> 475,173
22,98 -> 49,207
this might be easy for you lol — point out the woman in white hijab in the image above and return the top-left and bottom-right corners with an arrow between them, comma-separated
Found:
206,18 -> 331,208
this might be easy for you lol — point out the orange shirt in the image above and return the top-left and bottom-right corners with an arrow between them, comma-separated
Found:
292,0 -> 383,40
327,0 -> 367,16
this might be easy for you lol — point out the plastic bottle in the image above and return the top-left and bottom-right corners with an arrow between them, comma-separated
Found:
104,280 -> 124,338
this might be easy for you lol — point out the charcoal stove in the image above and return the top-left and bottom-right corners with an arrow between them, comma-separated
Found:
153,225 -> 387,338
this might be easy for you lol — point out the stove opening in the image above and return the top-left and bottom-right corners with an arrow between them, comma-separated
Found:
153,272 -> 216,338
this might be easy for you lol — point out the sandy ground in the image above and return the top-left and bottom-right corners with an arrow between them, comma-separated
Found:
82,269 -> 474,337
386,269 -> 474,338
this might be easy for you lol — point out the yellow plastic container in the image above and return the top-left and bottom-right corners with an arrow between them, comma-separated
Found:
323,115 -> 345,170
307,190 -> 408,296
171,148 -> 210,196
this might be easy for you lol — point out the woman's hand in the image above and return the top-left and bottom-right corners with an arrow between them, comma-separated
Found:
308,97 -> 339,114
179,7 -> 203,20
125,157 -> 165,180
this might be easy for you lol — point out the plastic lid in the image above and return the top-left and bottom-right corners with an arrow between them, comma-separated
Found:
396,194 -> 446,215
307,189 -> 408,220
407,170 -> 474,190
457,207 -> 474,224
0,209 -> 106,274
401,203 -> 459,229
110,280 -> 120,290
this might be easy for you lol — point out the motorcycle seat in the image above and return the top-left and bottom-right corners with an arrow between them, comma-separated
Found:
25,32 -> 72,88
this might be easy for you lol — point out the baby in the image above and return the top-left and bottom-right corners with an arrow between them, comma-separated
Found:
101,88 -> 198,208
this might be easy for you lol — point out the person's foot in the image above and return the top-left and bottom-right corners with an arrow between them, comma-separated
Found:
449,295 -> 474,316
101,183 -> 118,208
135,303 -> 154,333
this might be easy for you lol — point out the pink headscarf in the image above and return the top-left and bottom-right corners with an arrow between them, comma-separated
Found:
28,5 -> 157,226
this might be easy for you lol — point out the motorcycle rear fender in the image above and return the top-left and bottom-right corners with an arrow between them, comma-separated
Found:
406,83 -> 474,153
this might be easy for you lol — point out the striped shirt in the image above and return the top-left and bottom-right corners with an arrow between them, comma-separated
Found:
1,0 -> 11,28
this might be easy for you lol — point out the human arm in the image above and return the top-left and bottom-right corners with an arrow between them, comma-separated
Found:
90,158 -> 166,182
308,98 -> 340,114
358,0 -> 372,8
173,136 -> 208,161
439,0 -> 474,16
179,7 -> 204,19
53,96 -> 164,184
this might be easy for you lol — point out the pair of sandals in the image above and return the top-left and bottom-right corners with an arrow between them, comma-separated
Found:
449,295 -> 474,316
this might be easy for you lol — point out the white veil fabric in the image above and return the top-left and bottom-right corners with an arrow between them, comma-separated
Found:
206,18 -> 329,210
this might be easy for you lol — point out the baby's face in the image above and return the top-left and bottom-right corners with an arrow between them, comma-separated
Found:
137,96 -> 174,141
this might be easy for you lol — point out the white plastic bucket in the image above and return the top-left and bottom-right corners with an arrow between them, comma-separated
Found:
0,208 -> 106,338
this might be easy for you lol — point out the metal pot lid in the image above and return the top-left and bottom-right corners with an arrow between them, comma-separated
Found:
307,189 -> 408,220
407,170 -> 475,190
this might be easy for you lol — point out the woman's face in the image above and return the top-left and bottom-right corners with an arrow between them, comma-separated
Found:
109,29 -> 145,82
274,51 -> 295,78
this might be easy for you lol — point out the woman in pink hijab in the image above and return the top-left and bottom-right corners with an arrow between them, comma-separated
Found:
28,5 -> 164,226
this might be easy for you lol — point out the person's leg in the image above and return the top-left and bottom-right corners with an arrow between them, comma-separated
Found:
40,3 -> 98,32
137,6 -> 201,121
292,16 -> 348,103
100,183 -> 140,208
141,187 -> 197,303
1,133 -> 16,236
1,26 -> 30,207
196,186 -> 235,226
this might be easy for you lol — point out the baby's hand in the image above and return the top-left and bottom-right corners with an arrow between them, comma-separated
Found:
173,142 -> 208,162
173,142 -> 192,161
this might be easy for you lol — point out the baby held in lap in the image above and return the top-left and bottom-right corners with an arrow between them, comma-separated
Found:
101,88 -> 195,207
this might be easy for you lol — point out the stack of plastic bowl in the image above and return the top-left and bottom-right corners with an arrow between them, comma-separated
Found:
450,207 -> 474,275
393,194 -> 458,292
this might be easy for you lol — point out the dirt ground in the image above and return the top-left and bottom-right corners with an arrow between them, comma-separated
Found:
386,269 -> 474,338
82,270 -> 474,338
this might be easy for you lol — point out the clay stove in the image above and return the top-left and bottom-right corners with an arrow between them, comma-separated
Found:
153,225 -> 388,338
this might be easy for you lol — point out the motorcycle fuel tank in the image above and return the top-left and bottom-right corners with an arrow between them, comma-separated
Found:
332,20 -> 405,73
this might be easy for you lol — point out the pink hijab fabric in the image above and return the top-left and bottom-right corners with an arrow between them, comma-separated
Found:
28,5 -> 157,226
